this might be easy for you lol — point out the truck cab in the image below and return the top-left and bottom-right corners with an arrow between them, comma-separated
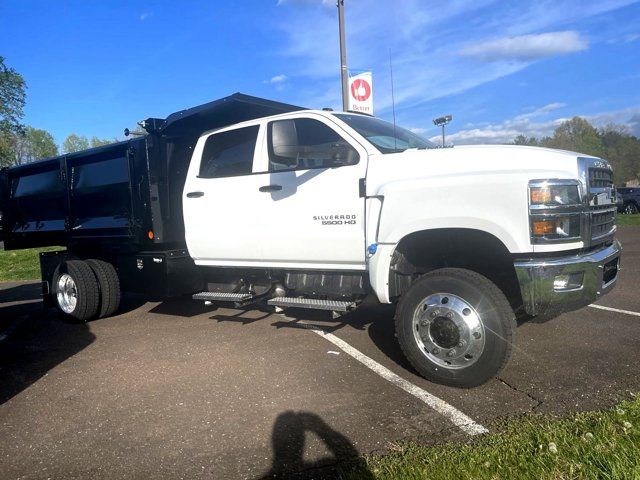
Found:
182,107 -> 621,387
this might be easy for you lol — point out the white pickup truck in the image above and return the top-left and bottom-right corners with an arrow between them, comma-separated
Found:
0,94 -> 621,387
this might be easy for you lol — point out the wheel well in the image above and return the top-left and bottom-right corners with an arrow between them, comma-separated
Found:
388,228 -> 523,312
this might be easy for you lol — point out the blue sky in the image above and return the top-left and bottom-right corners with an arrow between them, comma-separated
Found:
1,0 -> 639,145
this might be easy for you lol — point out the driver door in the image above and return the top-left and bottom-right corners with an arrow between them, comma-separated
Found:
252,115 -> 368,270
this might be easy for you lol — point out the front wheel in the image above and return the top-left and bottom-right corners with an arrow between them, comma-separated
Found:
395,268 -> 516,388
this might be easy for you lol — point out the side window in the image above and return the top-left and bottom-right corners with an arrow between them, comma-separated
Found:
267,118 -> 359,172
199,125 -> 259,178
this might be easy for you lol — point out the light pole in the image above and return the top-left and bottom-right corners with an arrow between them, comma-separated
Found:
337,0 -> 349,111
433,115 -> 452,147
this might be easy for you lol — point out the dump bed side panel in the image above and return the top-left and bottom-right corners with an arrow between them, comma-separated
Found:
66,143 -> 133,239
2,158 -> 67,248
0,139 -> 152,250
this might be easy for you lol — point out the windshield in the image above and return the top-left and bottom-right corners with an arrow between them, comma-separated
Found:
334,113 -> 436,153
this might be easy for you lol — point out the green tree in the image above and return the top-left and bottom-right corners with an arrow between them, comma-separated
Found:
0,130 -> 16,167
543,116 -> 605,158
513,135 -> 540,146
599,124 -> 640,185
18,126 -> 58,163
90,136 -> 116,148
513,117 -> 640,185
0,56 -> 27,167
62,133 -> 89,153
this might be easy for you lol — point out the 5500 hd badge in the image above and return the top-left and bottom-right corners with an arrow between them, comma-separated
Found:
313,214 -> 357,225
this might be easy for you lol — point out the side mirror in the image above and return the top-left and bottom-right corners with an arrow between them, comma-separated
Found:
271,120 -> 299,166
330,144 -> 356,167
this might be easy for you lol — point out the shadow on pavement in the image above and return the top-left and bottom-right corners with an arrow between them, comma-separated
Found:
0,282 -> 42,304
148,294 -> 211,317
258,410 -> 373,479
268,303 -> 418,374
0,282 -> 95,405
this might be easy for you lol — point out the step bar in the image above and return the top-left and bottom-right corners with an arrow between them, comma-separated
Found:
267,297 -> 356,312
192,292 -> 254,302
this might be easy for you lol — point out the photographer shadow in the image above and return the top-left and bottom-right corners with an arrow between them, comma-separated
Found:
258,410 -> 373,479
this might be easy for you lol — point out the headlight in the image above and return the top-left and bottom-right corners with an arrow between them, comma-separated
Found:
528,180 -> 584,244
529,183 -> 580,206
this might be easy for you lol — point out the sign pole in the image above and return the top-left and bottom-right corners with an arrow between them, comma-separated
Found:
337,0 -> 349,112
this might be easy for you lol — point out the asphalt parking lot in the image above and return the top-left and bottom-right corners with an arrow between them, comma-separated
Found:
0,227 -> 638,479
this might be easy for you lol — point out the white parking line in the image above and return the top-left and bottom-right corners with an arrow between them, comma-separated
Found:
588,304 -> 640,317
310,327 -> 488,436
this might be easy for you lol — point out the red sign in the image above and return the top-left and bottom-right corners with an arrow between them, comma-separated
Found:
350,78 -> 371,102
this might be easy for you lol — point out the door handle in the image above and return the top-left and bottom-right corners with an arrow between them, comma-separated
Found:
186,191 -> 205,198
259,185 -> 282,192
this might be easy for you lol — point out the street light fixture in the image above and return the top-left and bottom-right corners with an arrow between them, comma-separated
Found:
433,115 -> 452,147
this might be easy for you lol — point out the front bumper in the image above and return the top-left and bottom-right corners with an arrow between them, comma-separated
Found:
514,240 -> 621,317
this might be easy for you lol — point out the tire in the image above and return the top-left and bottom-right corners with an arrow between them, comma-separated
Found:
395,268 -> 516,388
52,260 -> 100,322
86,259 -> 121,318
623,203 -> 639,215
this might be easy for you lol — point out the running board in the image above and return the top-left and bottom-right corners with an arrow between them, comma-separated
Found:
267,297 -> 356,312
192,292 -> 254,302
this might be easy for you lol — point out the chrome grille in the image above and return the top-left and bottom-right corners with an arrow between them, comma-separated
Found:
590,206 -> 616,240
589,167 -> 614,189
580,158 -> 616,246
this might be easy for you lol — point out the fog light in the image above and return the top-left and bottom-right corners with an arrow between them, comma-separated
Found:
553,272 -> 584,291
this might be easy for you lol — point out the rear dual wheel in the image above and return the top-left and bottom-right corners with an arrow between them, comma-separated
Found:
395,268 -> 516,388
53,259 -> 121,322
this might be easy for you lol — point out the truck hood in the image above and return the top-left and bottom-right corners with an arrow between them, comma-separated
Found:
365,144 -> 596,195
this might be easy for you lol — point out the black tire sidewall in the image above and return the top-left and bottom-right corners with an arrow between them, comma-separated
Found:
396,269 -> 514,387
86,259 -> 121,318
52,260 -> 100,322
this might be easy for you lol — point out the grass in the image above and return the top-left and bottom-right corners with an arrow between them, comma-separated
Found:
0,246 -> 61,282
340,395 -> 640,480
616,214 -> 640,227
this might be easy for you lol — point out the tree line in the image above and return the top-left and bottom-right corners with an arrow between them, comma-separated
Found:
514,117 -> 640,186
0,56 -> 118,168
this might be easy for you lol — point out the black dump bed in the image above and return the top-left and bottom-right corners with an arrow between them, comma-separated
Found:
0,93 -> 303,252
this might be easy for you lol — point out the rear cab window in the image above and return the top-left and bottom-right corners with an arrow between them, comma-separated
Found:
199,125 -> 260,178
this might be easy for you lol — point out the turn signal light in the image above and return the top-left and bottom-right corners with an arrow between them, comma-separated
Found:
148,230 -> 155,240
530,187 -> 552,204
532,220 -> 555,236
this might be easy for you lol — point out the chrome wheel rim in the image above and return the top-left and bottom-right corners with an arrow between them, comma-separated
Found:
56,274 -> 78,314
412,293 -> 485,369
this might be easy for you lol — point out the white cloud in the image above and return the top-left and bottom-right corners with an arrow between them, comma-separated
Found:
272,1 -> 634,117
436,105 -> 640,145
266,74 -> 288,84
515,102 -> 567,120
460,31 -> 588,62
139,12 -> 151,21
263,74 -> 289,91
262,73 -> 289,90
609,33 -> 640,43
